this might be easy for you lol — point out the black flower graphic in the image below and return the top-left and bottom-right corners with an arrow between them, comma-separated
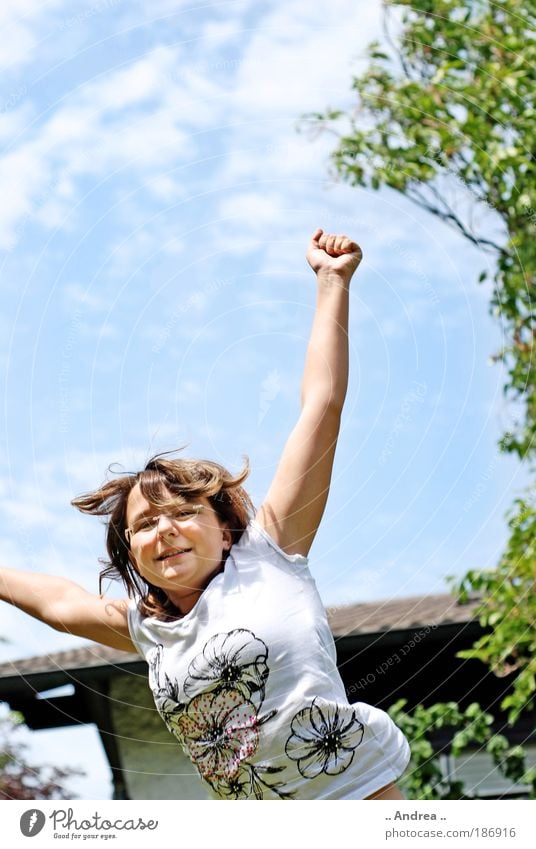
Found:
213,762 -> 295,800
183,628 -> 269,705
211,764 -> 253,799
147,644 -> 185,728
285,698 -> 364,779
176,688 -> 259,781
145,630 -> 298,799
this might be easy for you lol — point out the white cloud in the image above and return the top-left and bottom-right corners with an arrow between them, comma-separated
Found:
145,174 -> 185,203
0,0 -> 66,70
191,2 -> 386,265
0,144 -> 52,249
0,98 -> 33,141
115,0 -> 256,34
0,45 -> 225,249
0,496 -> 57,529
0,599 -> 89,662
81,47 -> 175,112
199,18 -> 243,51
0,20 -> 34,70
63,282 -> 113,312
63,446 -> 151,488
216,191 -> 285,247
217,1 -> 382,166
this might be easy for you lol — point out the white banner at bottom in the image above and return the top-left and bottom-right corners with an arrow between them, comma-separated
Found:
2,799 -> 534,848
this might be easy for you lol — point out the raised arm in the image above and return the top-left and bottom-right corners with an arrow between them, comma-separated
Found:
255,228 -> 362,556
0,567 -> 135,653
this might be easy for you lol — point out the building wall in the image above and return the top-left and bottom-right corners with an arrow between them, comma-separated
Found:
109,674 -> 208,799
447,746 -> 536,798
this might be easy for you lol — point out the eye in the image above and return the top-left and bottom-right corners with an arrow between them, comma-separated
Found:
134,516 -> 159,532
176,508 -> 199,521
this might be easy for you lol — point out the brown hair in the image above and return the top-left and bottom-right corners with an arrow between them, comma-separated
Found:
71,451 -> 254,620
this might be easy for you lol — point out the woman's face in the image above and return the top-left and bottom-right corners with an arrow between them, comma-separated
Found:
125,482 -> 232,614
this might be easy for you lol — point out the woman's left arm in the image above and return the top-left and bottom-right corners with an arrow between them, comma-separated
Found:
255,228 -> 362,557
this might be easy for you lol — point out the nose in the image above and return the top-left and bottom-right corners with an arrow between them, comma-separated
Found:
155,513 -> 177,535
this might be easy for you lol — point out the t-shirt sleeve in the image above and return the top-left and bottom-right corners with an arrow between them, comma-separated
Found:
351,702 -> 411,798
233,518 -> 309,569
126,597 -> 148,658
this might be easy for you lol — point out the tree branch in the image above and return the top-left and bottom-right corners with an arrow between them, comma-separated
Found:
405,182 -> 508,255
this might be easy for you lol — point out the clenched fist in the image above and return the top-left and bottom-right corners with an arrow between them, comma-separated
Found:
306,228 -> 362,284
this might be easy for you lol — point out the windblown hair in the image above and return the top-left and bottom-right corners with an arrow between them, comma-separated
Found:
71,451 -> 254,621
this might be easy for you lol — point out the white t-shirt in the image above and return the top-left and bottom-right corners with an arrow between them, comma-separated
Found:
127,519 -> 410,799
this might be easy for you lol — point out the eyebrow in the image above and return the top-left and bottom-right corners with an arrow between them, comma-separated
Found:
126,499 -> 203,527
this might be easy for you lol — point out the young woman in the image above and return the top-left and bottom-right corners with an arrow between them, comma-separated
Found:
0,229 -> 410,800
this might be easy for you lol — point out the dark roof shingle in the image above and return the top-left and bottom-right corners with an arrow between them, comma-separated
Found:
327,592 -> 479,637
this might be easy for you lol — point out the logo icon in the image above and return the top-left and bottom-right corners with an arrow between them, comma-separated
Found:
20,810 -> 46,837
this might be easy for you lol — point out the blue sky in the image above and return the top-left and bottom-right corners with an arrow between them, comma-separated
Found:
0,0 -> 526,798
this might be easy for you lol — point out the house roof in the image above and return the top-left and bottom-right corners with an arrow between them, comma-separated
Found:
0,592 -> 481,686
327,592 -> 481,638
0,643 -> 140,680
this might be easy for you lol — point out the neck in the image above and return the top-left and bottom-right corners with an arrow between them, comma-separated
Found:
166,559 -> 227,615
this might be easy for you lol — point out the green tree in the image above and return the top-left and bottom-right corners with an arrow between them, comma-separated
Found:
308,0 -> 534,458
455,494 -> 535,724
306,0 -> 535,796
0,708 -> 83,800
389,700 -> 536,799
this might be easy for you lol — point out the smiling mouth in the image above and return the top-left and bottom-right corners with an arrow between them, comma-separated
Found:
157,548 -> 192,562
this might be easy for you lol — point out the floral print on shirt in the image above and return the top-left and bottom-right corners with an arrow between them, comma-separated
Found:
183,629 -> 269,706
285,697 -> 364,778
176,689 -> 260,780
147,628 -> 364,799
